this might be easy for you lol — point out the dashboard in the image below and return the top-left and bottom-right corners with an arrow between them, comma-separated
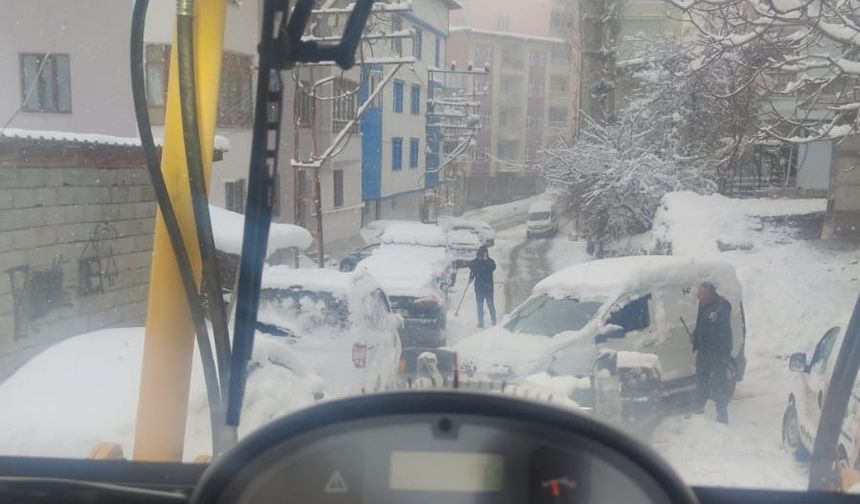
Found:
1,392 -> 859,504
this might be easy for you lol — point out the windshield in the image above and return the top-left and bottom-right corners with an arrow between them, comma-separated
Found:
4,0 -> 860,497
505,295 -> 603,336
528,211 -> 551,221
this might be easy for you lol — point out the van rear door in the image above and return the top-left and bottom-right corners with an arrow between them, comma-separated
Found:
652,285 -> 699,384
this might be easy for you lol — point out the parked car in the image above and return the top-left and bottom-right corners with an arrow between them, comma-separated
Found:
256,267 -> 402,396
439,217 -> 496,246
453,256 -> 747,411
339,243 -> 380,272
526,200 -> 559,238
447,229 -> 482,268
783,325 -> 844,457
359,219 -> 413,245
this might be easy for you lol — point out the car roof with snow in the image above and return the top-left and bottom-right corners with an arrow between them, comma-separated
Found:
357,248 -> 442,297
210,205 -> 312,256
528,200 -> 553,213
534,255 -> 742,300
260,266 -> 366,297
448,229 -> 482,245
380,222 -> 447,247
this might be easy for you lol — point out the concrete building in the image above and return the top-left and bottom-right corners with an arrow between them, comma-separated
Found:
360,0 -> 461,222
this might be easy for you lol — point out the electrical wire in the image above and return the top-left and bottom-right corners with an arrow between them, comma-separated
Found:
175,0 -> 234,435
131,0 -> 225,456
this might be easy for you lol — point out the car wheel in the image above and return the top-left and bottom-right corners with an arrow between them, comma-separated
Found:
782,401 -> 808,459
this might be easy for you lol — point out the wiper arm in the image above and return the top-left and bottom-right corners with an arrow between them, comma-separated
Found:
0,476 -> 188,502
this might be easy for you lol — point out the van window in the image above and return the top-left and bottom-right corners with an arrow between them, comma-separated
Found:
607,294 -> 651,332
504,294 -> 604,336
528,211 -> 551,221
810,327 -> 841,374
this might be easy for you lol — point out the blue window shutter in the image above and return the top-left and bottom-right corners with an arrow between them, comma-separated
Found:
393,80 -> 404,113
410,138 -> 419,168
392,137 -> 403,170
411,85 -> 420,115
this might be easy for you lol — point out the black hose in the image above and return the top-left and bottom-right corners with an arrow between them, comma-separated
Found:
131,0 -> 225,455
174,2 -> 234,417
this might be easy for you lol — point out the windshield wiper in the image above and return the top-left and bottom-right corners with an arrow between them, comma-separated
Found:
0,476 -> 188,502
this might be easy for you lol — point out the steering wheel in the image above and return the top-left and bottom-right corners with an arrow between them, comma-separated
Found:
192,391 -> 698,504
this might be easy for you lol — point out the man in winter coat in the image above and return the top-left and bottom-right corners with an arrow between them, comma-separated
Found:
692,281 -> 733,424
469,245 -> 496,329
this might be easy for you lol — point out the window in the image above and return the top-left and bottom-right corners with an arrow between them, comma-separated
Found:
497,16 -> 510,31
333,169 -> 344,208
145,45 -> 170,122
409,138 -> 419,168
390,15 -> 403,54
497,141 -> 517,159
471,146 -> 490,161
435,36 -> 441,68
392,137 -> 403,171
393,80 -> 404,113
810,327 -> 841,374
504,295 -> 603,337
501,77 -> 515,94
369,73 -> 383,108
551,44 -> 569,64
549,106 -> 568,125
499,109 -> 509,127
473,44 -> 493,65
608,294 -> 652,333
410,85 -> 421,115
225,179 -> 246,214
527,114 -> 543,129
551,75 -> 569,94
218,52 -> 253,128
529,49 -> 546,66
272,173 -> 281,217
298,80 -> 314,127
413,27 -> 423,60
20,53 -> 71,113
332,78 -> 358,133
528,80 -> 544,97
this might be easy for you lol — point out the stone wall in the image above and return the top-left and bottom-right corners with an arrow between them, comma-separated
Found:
0,140 -> 156,379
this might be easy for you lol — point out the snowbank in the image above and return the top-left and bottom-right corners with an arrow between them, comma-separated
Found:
209,205 -> 313,257
0,328 -> 318,459
652,191 -> 826,256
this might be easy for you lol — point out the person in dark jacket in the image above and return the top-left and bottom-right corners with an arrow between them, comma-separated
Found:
691,281 -> 733,424
469,245 -> 496,329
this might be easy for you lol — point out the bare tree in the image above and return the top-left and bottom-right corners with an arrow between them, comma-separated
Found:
668,0 -> 860,143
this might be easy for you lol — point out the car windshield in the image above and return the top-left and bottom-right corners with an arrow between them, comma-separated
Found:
528,211 -> 551,221
4,0 -> 860,497
505,295 -> 603,336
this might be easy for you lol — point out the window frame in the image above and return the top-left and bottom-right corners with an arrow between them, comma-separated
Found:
393,80 -> 404,113
19,53 -> 72,114
410,84 -> 421,115
413,27 -> 423,60
333,169 -> 344,208
409,137 -> 420,169
218,51 -> 254,129
392,137 -> 403,171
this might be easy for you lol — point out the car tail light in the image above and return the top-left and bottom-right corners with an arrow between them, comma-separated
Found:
399,357 -> 407,373
352,342 -> 367,368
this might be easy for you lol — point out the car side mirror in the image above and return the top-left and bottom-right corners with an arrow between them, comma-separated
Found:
789,352 -> 807,373
595,324 -> 625,344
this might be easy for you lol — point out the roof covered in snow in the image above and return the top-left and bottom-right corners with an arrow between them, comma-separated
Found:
448,229 -> 481,246
449,26 -> 567,44
358,247 -> 443,297
528,200 -> 554,212
381,222 -> 447,247
0,127 -> 230,152
209,205 -> 313,257
534,255 -> 742,301
261,266 -> 353,295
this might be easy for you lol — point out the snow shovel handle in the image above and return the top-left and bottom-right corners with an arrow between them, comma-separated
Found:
680,316 -> 695,346
455,276 -> 474,316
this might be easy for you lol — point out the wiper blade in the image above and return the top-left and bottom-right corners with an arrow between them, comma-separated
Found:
0,476 -> 188,502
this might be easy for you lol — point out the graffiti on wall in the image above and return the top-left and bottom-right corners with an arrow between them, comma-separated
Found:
78,223 -> 119,296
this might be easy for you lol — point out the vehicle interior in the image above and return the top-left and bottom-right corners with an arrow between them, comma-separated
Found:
3,0 -> 860,503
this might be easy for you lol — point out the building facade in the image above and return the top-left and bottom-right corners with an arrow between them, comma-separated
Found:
360,0 -> 460,222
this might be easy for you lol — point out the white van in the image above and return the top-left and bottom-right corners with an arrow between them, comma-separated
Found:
454,256 -> 747,407
526,200 -> 559,238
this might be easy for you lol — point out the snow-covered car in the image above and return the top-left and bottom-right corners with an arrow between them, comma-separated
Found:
447,228 -> 482,268
526,200 -> 559,238
357,243 -> 453,348
0,328 -> 321,459
783,325 -> 844,457
256,267 -> 403,396
453,256 -> 747,410
339,243 -> 380,272
359,219 -> 415,245
439,217 -> 496,246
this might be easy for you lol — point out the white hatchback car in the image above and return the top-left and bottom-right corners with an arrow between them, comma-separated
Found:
256,267 -> 403,396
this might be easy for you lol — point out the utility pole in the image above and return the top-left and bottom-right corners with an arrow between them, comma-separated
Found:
426,63 -> 487,218
290,1 -> 414,268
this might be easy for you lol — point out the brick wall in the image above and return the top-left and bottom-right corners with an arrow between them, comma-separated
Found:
0,140 -> 156,379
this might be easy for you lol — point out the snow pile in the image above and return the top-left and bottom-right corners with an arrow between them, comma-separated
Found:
524,372 -> 591,398
0,328 -> 318,460
380,222 -> 447,247
209,205 -> 313,256
652,191 -> 826,256
360,219 -> 413,244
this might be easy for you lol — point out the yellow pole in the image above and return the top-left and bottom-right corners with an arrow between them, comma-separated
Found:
133,0 -> 227,462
